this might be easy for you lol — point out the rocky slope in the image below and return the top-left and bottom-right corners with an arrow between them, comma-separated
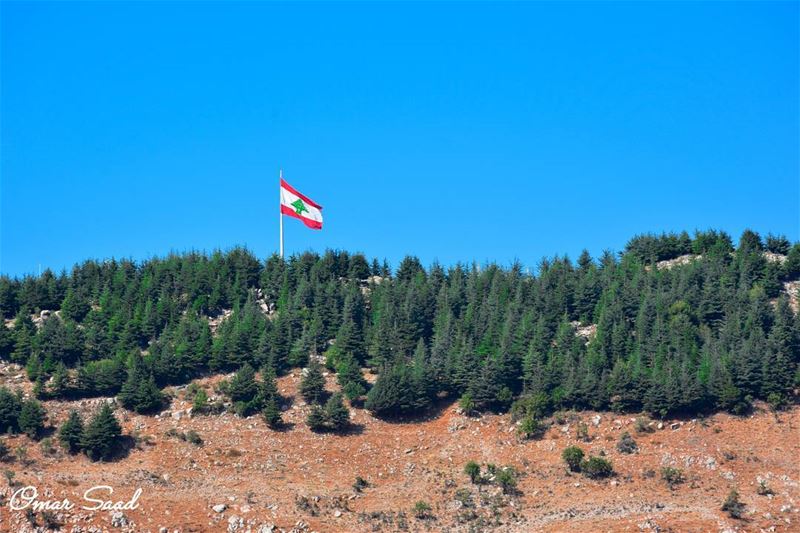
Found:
0,366 -> 797,533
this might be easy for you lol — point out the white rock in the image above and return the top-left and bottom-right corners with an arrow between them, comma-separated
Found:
212,504 -> 227,513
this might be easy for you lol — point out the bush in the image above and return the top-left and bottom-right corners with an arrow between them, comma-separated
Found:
413,500 -> 432,519
495,468 -> 517,494
184,430 -> 203,446
458,394 -> 476,416
580,456 -> 613,479
660,466 -> 685,488
616,432 -> 638,454
721,489 -> 745,519
756,480 -> 774,496
464,461 -> 481,484
192,388 -> 209,414
40,437 -> 56,456
562,446 -> 585,472
353,476 -> 369,492
576,422 -> 590,442
634,417 -> 654,434
518,416 -> 544,440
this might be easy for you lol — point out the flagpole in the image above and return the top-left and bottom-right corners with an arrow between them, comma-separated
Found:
279,168 -> 284,259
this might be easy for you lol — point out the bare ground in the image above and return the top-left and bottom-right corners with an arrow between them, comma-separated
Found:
0,368 -> 798,533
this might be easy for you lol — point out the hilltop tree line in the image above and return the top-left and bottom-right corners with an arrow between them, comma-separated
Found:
0,229 -> 798,420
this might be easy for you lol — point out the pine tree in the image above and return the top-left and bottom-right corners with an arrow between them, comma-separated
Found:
306,404 -> 326,432
324,393 -> 350,431
0,387 -> 21,433
18,399 -> 45,438
58,410 -> 84,453
262,397 -> 283,429
228,363 -> 258,403
300,360 -> 326,404
336,352 -> 368,401
81,403 -> 122,461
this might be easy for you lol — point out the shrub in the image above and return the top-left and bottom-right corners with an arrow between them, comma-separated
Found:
562,446 -> 585,472
495,468 -> 517,494
721,489 -> 745,519
184,430 -> 203,446
0,440 -> 8,461
458,394 -> 476,416
580,456 -> 613,479
576,422 -> 590,442
756,480 -> 774,496
39,437 -> 56,456
464,461 -> 481,484
413,500 -> 432,519
616,432 -> 638,454
660,466 -> 685,488
353,476 -> 369,492
518,416 -> 544,440
192,388 -> 209,414
454,488 -> 473,508
634,417 -> 654,434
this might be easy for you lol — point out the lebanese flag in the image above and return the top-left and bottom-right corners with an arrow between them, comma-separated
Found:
280,178 -> 323,230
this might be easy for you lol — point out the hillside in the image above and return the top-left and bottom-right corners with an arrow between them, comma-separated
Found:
0,365 -> 797,532
0,229 -> 798,531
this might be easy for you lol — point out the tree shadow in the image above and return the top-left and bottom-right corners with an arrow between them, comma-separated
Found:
105,435 -> 136,462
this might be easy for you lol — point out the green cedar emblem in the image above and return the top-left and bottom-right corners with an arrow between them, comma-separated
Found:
291,199 -> 308,216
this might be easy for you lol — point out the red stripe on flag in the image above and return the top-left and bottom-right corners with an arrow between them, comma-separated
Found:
280,204 -> 323,230
280,178 -> 323,210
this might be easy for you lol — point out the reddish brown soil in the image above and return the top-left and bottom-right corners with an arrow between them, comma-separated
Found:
0,368 -> 798,533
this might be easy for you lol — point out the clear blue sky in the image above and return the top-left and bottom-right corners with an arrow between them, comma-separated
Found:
1,1 -> 798,277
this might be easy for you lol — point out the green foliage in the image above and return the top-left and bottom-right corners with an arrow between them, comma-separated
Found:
192,388 -> 209,414
118,357 -> 163,414
0,388 -> 22,434
413,500 -> 432,519
81,403 -> 122,461
660,466 -> 685,488
58,410 -> 84,453
306,405 -> 326,432
464,461 -> 481,484
721,489 -> 745,519
562,446 -> 585,472
365,363 -> 430,418
0,230 -> 796,422
300,360 -> 326,404
616,432 -> 638,454
518,415 -> 544,440
18,399 -> 45,439
323,393 -> 350,431
228,363 -> 258,403
336,353 -> 368,401
580,456 -> 613,479
261,398 -> 283,429
495,467 -> 517,494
